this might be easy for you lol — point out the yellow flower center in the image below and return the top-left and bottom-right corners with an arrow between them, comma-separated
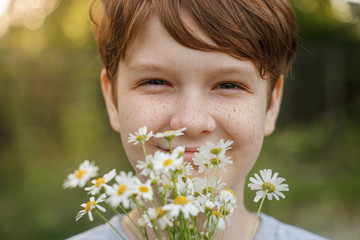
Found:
76,169 -> 86,179
136,135 -> 146,141
210,158 -> 221,165
85,201 -> 96,212
262,182 -> 275,193
164,130 -> 175,141
163,159 -> 173,167
118,184 -> 127,195
139,186 -> 150,193
210,147 -> 222,155
174,195 -> 189,205
156,207 -> 167,218
147,162 -> 153,169
202,187 -> 215,194
212,210 -> 221,217
95,178 -> 105,188
224,188 -> 235,196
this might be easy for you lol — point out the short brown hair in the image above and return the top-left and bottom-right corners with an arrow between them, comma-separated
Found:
90,0 -> 297,90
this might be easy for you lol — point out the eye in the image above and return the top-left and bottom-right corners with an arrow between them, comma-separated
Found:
215,82 -> 243,90
136,78 -> 172,93
138,79 -> 168,87
146,79 -> 166,85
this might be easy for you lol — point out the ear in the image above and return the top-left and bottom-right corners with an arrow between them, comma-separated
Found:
264,76 -> 284,136
100,68 -> 120,133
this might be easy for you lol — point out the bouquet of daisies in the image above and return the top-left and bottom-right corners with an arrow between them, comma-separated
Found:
64,127 -> 289,240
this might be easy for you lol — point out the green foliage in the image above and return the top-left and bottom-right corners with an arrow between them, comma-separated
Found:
0,0 -> 359,239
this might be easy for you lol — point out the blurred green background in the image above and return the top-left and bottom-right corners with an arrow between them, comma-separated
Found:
0,0 -> 359,239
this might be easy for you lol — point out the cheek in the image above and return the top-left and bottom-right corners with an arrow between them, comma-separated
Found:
215,100 -> 266,142
117,94 -> 174,163
118,94 -> 171,132
214,101 -> 266,185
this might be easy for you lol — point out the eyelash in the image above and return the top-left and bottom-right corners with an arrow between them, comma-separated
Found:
140,79 -> 168,86
215,82 -> 245,90
138,79 -> 246,92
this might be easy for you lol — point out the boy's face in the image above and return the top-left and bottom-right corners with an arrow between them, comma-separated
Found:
101,14 -> 283,189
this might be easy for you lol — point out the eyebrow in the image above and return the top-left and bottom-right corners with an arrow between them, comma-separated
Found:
127,63 -> 168,73
126,62 -> 258,81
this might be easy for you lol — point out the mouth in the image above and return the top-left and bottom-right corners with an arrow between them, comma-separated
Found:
156,146 -> 199,163
183,150 -> 198,163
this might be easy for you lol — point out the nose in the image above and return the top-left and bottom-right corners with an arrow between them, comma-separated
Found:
169,95 -> 216,137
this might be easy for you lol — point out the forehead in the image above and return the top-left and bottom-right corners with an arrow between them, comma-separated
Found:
125,14 -> 260,80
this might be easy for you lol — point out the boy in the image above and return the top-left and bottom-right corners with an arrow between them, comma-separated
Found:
69,0 -> 327,239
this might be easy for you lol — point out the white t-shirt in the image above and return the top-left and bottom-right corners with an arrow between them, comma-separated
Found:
67,213 -> 329,240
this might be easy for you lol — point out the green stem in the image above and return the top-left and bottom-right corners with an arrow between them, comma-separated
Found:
248,189 -> 269,240
172,173 -> 178,198
205,167 -> 210,195
118,204 -> 144,236
193,216 -> 201,239
212,217 -> 221,240
168,139 -> 173,154
213,156 -> 220,202
166,226 -> 174,240
141,141 -> 147,157
105,203 -> 141,240
185,218 -> 191,240
94,209 -> 126,240
211,168 -> 216,201
106,202 -> 121,216
204,212 -> 211,237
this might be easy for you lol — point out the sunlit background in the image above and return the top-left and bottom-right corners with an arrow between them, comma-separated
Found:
0,0 -> 359,239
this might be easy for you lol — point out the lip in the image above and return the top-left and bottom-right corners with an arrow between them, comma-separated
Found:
183,151 -> 197,163
156,146 -> 199,162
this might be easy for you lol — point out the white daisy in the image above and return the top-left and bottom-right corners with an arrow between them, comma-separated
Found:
157,173 -> 173,198
198,139 -> 233,157
173,146 -> 185,158
175,174 -> 194,196
213,154 -> 233,172
192,177 -> 224,195
248,169 -> 289,202
134,180 -> 153,201
154,128 -> 186,141
162,195 -> 202,219
85,169 -> 117,195
63,160 -> 99,189
218,188 -> 236,207
128,126 -> 153,145
202,210 -> 226,232
136,155 -> 158,179
157,172 -> 193,197
144,207 -> 173,230
76,194 -> 106,221
152,151 -> 183,174
193,139 -> 233,173
137,217 -> 146,227
211,211 -> 226,232
195,193 -> 214,212
106,171 -> 138,209
192,150 -> 212,173
205,200 -> 216,211
181,161 -> 194,176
